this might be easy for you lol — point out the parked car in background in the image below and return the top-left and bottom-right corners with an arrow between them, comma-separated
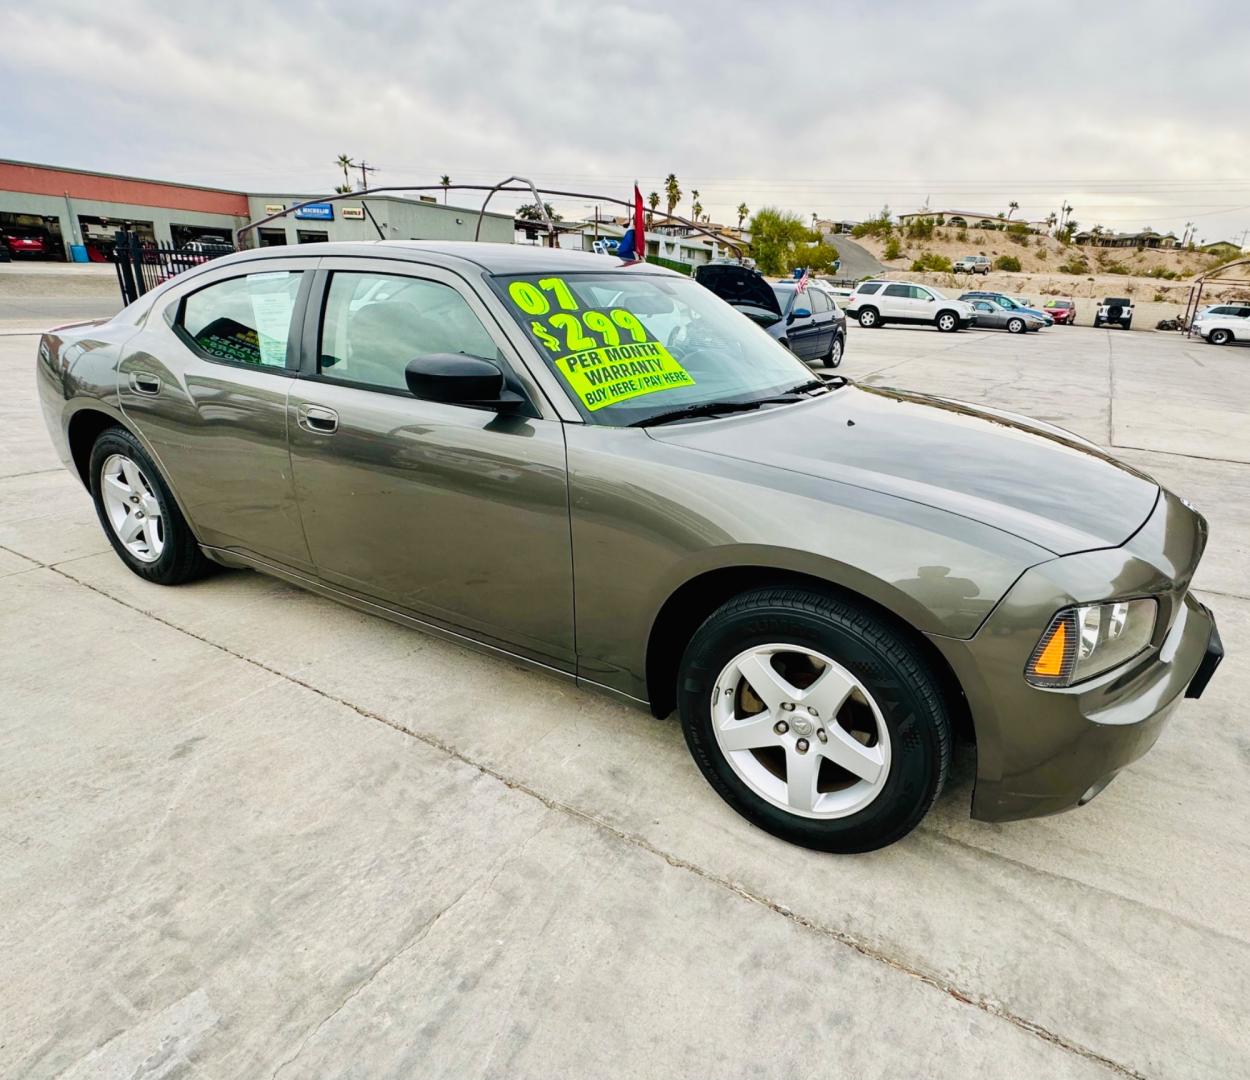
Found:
694,264 -> 844,366
3,231 -> 47,258
954,254 -> 991,274
959,291 -> 1052,328
35,240 -> 1222,852
1191,302 -> 1250,337
0,241 -> 10,262
964,297 -> 1045,334
180,237 -> 233,253
1198,315 -> 1250,346
846,280 -> 976,331
1043,298 -> 1077,324
1095,297 -> 1134,329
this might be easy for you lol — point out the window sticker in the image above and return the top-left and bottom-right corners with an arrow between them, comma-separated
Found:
249,277 -> 296,367
505,277 -> 695,411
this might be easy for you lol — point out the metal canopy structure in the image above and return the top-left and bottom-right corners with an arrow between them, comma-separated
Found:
235,175 -> 746,258
1183,257 -> 1250,335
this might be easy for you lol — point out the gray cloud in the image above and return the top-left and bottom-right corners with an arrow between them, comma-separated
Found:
2,0 -> 1248,242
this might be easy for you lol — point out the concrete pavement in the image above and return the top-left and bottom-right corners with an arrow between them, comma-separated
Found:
2,315 -> 1248,1079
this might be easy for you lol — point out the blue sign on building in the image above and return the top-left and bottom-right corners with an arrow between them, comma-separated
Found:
293,203 -> 335,221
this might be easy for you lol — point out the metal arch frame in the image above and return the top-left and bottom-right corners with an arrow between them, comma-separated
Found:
234,176 -> 746,258
1183,256 -> 1250,337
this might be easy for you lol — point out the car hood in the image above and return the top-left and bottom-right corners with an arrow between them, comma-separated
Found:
694,264 -> 784,319
648,383 -> 1159,555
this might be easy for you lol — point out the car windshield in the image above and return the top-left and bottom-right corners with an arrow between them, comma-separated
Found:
1048,300 -> 1072,308
492,271 -> 816,426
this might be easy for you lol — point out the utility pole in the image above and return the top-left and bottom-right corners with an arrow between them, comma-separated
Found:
357,161 -> 378,192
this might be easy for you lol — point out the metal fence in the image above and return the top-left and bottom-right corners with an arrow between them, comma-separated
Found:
111,230 -> 235,306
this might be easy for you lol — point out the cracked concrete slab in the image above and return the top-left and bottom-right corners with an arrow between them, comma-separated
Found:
3,318 -> 1248,1078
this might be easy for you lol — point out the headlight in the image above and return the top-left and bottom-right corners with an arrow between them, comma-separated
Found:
1025,598 -> 1157,687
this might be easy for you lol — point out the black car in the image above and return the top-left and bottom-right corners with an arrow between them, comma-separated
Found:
694,264 -> 846,367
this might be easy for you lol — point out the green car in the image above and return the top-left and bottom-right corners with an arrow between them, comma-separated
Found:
36,242 -> 1223,852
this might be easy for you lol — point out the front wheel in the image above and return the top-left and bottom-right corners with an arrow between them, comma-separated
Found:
1209,328 -> 1231,345
89,426 -> 212,585
677,588 -> 953,852
1007,317 -> 1025,334
857,307 -> 878,328
936,311 -> 959,332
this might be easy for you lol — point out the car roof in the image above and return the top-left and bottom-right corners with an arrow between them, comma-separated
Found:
202,240 -> 685,277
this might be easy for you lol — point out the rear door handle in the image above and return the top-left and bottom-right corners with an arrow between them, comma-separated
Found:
130,371 -> 161,395
297,403 -> 339,434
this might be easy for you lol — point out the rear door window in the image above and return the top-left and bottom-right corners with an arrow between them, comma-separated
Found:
178,271 -> 303,368
857,282 -> 881,295
883,284 -> 911,298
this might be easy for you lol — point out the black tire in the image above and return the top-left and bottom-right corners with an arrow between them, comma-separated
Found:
857,307 -> 878,328
1094,317 -> 1103,328
1122,319 -> 1132,330
1007,317 -> 1025,334
89,426 -> 213,585
677,587 -> 953,853
935,310 -> 959,333
1210,328 -> 1231,345
825,333 -> 844,368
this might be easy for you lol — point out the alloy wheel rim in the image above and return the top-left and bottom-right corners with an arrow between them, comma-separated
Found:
101,454 -> 164,563
711,644 -> 891,819
831,339 -> 843,364
940,315 -> 955,330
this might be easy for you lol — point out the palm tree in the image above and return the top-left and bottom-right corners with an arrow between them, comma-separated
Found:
1006,200 -> 1019,220
440,175 -> 451,204
1045,211 -> 1058,233
647,191 -> 660,226
333,183 -> 352,194
690,189 -> 700,222
736,202 -> 749,229
664,174 -> 681,217
336,154 -> 354,190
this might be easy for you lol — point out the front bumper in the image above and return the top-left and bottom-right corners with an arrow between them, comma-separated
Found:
929,488 -> 1219,822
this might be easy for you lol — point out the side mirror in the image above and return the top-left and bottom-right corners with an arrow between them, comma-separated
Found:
404,353 -> 524,411
790,307 -> 812,321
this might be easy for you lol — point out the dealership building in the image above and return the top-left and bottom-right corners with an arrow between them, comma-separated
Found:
0,159 -> 514,261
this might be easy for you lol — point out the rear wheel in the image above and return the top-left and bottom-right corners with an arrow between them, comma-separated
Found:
936,311 -> 959,332
825,333 -> 844,368
1210,328 -> 1232,345
677,587 -> 952,853
89,427 -> 212,585
857,307 -> 878,328
1007,317 -> 1025,334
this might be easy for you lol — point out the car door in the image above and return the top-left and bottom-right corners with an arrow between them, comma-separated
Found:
117,256 -> 320,571
806,288 -> 836,354
781,288 -> 817,359
880,283 -> 913,320
285,259 -> 575,670
971,300 -> 1005,329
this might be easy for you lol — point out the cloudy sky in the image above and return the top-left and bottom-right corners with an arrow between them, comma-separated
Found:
3,0 -> 1249,244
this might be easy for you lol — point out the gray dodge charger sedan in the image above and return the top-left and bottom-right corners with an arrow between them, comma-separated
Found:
36,242 -> 1223,852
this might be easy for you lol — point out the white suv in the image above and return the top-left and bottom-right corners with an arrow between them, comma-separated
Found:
845,280 -> 976,332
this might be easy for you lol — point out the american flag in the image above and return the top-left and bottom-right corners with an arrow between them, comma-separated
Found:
794,268 -> 810,293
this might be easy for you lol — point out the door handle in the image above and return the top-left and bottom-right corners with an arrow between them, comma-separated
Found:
297,403 -> 339,434
129,371 -> 161,395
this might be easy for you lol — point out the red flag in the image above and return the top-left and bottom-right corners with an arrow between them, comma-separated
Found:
633,183 -> 646,261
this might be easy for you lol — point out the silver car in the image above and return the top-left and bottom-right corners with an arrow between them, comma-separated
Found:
966,297 -> 1044,334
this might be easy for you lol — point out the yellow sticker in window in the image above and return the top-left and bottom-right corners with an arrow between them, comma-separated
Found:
553,339 -> 695,411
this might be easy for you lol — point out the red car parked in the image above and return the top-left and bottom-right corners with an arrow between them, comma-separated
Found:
1043,298 -> 1077,325
2,232 -> 47,258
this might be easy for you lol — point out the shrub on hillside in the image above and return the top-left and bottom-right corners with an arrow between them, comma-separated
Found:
956,228 -> 968,242
993,255 -> 1021,272
1058,255 -> 1089,275
1036,248 -> 1048,260
1103,262 -> 1131,275
910,252 -> 953,272
852,206 -> 893,239
1006,223 -> 1031,245
904,216 -> 936,241
883,236 -> 903,260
